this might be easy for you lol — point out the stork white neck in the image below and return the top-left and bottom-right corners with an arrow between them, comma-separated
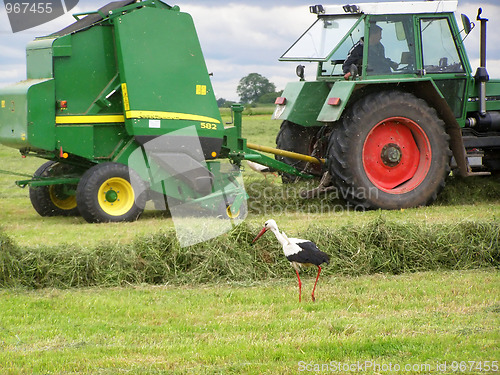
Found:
268,225 -> 290,247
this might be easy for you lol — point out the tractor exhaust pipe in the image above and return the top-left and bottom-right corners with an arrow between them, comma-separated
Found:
467,8 -> 500,132
475,8 -> 489,116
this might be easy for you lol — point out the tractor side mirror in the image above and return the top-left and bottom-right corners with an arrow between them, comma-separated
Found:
296,65 -> 305,81
461,14 -> 472,35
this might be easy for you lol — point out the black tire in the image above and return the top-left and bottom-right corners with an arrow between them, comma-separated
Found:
275,120 -> 321,183
76,162 -> 147,223
328,91 -> 451,209
29,161 -> 79,217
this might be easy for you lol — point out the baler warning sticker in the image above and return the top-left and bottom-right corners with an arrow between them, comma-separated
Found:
196,85 -> 207,95
149,119 -> 161,128
121,83 -> 130,111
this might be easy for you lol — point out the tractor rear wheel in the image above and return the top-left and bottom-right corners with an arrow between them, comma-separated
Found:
328,91 -> 451,209
76,162 -> 147,223
29,161 -> 79,217
275,120 -> 321,183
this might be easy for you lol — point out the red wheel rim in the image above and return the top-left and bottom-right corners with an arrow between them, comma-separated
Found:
362,117 -> 431,193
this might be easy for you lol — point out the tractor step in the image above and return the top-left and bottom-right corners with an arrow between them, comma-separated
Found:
465,150 -> 491,176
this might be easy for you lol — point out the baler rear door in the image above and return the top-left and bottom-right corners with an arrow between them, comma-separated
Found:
113,5 -> 224,159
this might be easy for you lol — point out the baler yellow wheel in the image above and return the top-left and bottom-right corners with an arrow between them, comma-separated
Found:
49,185 -> 77,211
76,162 -> 146,223
226,205 -> 240,219
97,177 -> 135,216
29,161 -> 79,217
218,199 -> 247,220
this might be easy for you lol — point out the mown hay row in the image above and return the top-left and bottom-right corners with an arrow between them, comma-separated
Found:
1,218 -> 498,289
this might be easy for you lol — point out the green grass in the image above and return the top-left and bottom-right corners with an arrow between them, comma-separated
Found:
1,270 -> 499,374
1,219 -> 498,288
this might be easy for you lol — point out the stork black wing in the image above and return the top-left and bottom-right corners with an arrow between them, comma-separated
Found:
286,241 -> 330,266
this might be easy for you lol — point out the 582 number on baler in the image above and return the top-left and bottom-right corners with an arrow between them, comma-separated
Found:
200,122 -> 218,130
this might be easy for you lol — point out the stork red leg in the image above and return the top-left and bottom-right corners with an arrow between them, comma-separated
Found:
311,266 -> 322,302
295,269 -> 302,303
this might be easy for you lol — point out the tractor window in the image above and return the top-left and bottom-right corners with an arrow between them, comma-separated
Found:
321,20 -> 364,76
366,17 -> 416,76
421,18 -> 464,73
281,16 -> 361,61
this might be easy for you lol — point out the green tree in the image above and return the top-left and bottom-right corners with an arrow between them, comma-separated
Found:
217,98 -> 234,108
257,90 -> 283,104
236,73 -> 276,104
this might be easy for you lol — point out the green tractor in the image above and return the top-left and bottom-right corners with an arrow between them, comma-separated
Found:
274,1 -> 500,209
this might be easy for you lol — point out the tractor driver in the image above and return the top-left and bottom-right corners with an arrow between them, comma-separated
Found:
343,24 -> 399,79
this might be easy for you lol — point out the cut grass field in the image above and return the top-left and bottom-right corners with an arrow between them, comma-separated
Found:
1,113 -> 499,373
1,270 -> 499,374
1,114 -> 499,247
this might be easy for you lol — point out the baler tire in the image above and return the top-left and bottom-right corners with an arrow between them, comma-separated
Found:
328,90 -> 451,209
29,161 -> 79,217
275,120 -> 320,183
76,162 -> 147,223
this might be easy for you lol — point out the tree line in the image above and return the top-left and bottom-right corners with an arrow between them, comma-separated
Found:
217,73 -> 282,108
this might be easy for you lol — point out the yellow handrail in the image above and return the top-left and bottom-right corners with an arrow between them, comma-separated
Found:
246,143 -> 325,164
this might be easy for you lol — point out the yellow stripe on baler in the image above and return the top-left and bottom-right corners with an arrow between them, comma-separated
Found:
55,111 -> 220,125
55,115 -> 125,124
126,110 -> 221,124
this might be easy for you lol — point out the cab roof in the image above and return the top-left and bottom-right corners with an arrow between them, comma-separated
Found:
317,1 -> 457,16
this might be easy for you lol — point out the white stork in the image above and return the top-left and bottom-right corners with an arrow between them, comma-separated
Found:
246,161 -> 277,179
252,219 -> 330,302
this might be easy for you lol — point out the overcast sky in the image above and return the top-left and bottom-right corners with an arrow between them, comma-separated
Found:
1,0 -> 499,101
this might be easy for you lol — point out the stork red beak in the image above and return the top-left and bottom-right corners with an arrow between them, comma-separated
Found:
252,227 -> 268,243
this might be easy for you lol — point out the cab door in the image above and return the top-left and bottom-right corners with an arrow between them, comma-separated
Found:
418,16 -> 470,119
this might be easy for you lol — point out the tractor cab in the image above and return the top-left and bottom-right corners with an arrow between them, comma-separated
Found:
280,1 -> 465,84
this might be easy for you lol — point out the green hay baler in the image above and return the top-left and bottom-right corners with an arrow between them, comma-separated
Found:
0,0 -> 314,223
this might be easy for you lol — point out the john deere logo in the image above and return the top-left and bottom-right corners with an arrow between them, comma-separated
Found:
4,0 -> 79,33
